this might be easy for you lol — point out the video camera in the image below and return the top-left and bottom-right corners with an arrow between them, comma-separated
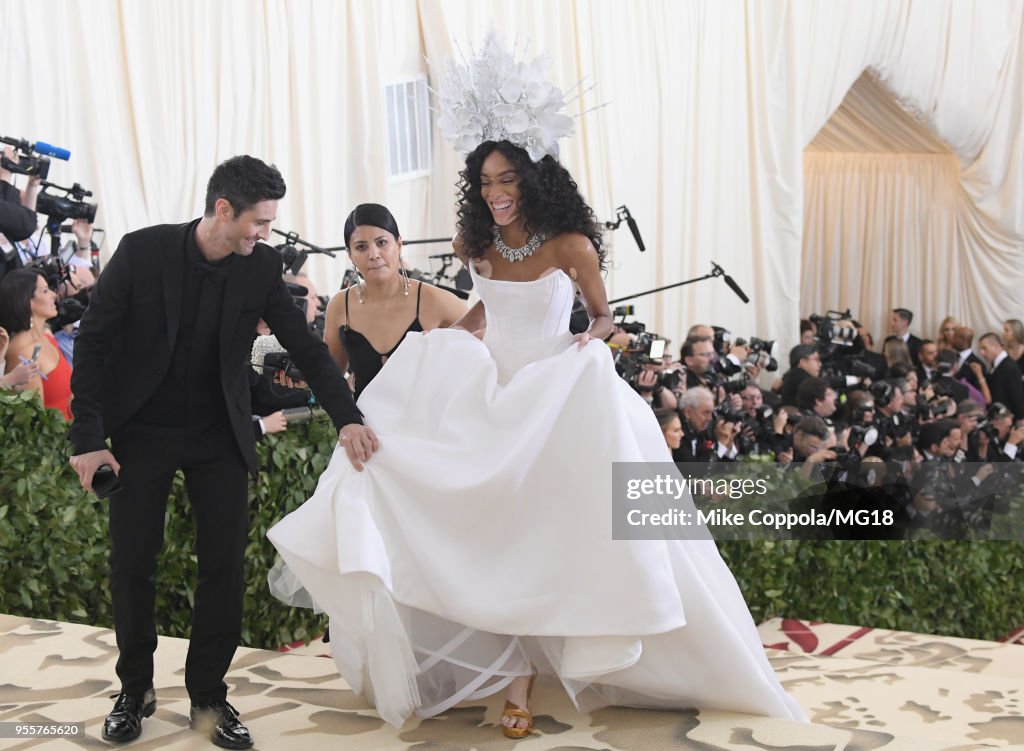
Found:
0,135 -> 71,181
36,181 -> 98,224
809,309 -> 876,387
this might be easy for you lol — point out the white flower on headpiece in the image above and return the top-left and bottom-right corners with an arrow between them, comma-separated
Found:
436,31 -> 576,162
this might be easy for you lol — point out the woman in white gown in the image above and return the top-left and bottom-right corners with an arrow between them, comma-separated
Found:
269,140 -> 806,736
268,33 -> 806,737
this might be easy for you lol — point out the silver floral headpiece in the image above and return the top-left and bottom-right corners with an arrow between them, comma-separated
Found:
436,32 -> 578,162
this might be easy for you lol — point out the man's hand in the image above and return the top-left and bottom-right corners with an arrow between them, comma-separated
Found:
807,448 -> 837,464
338,424 -> 379,471
635,368 -> 658,392
71,217 -> 93,248
973,463 -> 995,484
0,148 -> 13,182
772,408 -> 788,435
1008,423 -> 1024,446
20,175 -> 42,210
69,449 -> 121,493
714,419 -> 739,447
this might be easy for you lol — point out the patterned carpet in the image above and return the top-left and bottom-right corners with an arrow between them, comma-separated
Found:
3,613 -> 1024,750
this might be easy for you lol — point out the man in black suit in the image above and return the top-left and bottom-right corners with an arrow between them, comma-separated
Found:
885,308 -> 923,366
978,332 -> 1024,419
69,156 -> 377,748
916,339 -> 939,383
952,325 -> 985,392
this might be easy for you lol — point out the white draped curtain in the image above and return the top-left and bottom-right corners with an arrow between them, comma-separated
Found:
2,0 -> 1021,351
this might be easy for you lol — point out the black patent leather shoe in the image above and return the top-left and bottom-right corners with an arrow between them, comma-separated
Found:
189,700 -> 253,749
102,688 -> 156,742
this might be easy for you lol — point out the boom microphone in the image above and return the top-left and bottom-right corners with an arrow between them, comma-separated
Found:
33,141 -> 71,161
711,262 -> 750,304
625,213 -> 645,252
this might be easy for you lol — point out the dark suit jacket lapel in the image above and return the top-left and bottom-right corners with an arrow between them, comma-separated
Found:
161,223 -> 193,354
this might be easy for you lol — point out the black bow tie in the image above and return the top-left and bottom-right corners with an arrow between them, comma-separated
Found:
193,260 -> 231,281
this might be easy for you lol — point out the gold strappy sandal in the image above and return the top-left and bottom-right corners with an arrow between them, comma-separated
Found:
500,672 -> 537,739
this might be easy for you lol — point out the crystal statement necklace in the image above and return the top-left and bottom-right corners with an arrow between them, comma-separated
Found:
493,226 -> 546,263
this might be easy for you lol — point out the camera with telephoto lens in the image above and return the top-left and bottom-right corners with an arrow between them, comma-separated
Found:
611,307 -> 671,390
848,423 -> 880,453
36,182 -> 98,224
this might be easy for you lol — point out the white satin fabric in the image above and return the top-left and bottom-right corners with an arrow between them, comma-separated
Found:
267,266 -> 805,727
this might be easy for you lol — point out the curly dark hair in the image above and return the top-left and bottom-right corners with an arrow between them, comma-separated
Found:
455,140 -> 606,269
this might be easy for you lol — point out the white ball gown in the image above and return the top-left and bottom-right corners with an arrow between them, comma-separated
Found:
267,265 -> 807,727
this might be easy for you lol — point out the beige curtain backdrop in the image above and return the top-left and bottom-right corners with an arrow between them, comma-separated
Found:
2,0 -> 1021,352
796,0 -> 1024,342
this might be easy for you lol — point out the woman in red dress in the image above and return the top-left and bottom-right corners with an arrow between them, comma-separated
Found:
0,268 -> 74,420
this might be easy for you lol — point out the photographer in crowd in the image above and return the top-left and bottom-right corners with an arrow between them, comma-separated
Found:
780,344 -> 820,407
673,386 -> 743,464
795,377 -> 838,422
0,146 -> 43,281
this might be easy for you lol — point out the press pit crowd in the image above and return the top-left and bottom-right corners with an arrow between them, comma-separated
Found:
624,311 -> 1024,534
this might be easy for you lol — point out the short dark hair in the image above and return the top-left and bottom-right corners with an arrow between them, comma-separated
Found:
889,362 -> 913,379
343,203 -> 401,247
800,319 -> 814,335
917,422 -> 944,452
921,338 -> 935,347
794,415 -> 829,440
979,332 -> 1004,348
936,418 -> 960,443
796,377 -> 829,411
0,268 -> 46,335
204,155 -> 286,217
893,308 -> 913,325
681,335 -> 713,359
789,344 -> 817,368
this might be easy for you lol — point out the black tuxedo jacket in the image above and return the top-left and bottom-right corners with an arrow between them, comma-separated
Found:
989,356 -> 1024,420
956,352 -> 986,391
70,220 -> 362,472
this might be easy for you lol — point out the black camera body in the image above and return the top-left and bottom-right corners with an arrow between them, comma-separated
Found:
0,152 -> 49,180
36,183 -> 98,224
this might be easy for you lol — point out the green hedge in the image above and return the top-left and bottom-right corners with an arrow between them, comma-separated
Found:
1,390 -> 1023,648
